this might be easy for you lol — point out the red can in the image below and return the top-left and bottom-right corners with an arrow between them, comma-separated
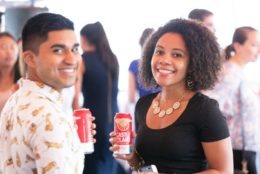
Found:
114,113 -> 132,155
73,108 -> 94,154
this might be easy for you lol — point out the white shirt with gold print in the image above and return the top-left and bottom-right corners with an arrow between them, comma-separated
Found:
0,79 -> 84,174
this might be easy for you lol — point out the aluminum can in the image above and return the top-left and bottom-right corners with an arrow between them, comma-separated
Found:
114,113 -> 132,155
73,108 -> 94,154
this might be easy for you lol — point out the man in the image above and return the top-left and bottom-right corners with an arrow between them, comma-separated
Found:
0,13 -> 84,174
188,9 -> 216,34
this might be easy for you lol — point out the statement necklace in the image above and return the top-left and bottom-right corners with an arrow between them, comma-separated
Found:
152,91 -> 187,118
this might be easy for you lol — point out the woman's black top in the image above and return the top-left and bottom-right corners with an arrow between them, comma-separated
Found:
135,92 -> 229,174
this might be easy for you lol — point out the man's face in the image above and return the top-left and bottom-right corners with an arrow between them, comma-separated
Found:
203,15 -> 216,34
26,30 -> 80,92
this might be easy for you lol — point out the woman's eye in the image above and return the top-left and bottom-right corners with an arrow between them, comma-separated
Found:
173,53 -> 183,58
154,50 -> 163,56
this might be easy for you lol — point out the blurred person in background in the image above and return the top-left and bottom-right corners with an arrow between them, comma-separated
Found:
80,22 -> 128,174
128,28 -> 160,130
188,8 -> 216,34
128,28 -> 160,103
206,26 -> 260,174
0,32 -> 20,113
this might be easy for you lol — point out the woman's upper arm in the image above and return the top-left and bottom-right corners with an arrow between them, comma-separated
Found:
202,137 -> 233,174
128,72 -> 137,103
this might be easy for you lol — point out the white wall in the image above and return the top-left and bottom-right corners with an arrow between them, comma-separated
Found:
38,0 -> 260,90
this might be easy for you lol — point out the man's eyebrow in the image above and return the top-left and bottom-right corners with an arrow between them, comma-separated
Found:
50,44 -> 65,49
50,43 -> 79,49
73,43 -> 80,47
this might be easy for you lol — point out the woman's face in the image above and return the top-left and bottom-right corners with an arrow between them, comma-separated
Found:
237,31 -> 260,63
151,32 -> 189,89
0,36 -> 18,68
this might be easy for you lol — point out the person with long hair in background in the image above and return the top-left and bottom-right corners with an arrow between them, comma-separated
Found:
206,26 -> 260,174
80,22 -> 127,174
0,32 -> 20,113
128,28 -> 160,103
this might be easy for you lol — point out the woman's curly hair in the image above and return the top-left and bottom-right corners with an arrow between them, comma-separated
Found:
140,18 -> 221,91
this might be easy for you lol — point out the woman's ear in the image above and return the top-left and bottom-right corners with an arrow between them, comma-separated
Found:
233,42 -> 241,54
23,51 -> 36,68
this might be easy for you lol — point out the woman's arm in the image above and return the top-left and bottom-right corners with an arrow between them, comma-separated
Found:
128,71 -> 137,103
197,137 -> 233,174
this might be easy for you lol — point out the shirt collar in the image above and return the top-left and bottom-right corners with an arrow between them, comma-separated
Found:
19,79 -> 64,105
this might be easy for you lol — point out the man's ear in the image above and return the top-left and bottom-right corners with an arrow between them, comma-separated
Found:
23,51 -> 36,68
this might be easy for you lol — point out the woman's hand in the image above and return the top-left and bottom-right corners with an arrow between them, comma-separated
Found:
109,131 -> 136,161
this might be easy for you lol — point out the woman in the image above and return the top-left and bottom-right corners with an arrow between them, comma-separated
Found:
128,28 -> 160,130
207,26 -> 260,174
110,19 -> 233,174
128,28 -> 159,103
0,32 -> 20,113
80,22 -> 126,174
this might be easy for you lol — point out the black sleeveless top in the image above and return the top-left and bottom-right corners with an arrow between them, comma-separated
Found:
82,52 -> 118,154
135,92 -> 229,174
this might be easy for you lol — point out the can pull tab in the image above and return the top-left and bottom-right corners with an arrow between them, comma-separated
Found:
73,116 -> 80,121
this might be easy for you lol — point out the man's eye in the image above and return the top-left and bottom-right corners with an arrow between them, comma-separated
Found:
0,44 -> 7,50
72,47 -> 79,53
53,48 -> 63,54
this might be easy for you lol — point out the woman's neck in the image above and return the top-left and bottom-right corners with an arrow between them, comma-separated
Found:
160,84 -> 193,102
0,67 -> 15,90
229,55 -> 247,67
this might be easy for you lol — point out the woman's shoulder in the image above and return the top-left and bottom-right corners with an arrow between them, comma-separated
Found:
190,92 -> 220,112
129,59 -> 140,66
191,92 -> 217,103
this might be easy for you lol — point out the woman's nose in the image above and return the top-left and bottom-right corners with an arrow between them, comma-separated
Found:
159,57 -> 172,65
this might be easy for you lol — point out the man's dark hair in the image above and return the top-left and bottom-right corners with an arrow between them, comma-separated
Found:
188,9 -> 213,22
140,18 -> 221,91
22,12 -> 74,53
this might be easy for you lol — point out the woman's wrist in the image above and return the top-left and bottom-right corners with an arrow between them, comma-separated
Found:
127,149 -> 145,171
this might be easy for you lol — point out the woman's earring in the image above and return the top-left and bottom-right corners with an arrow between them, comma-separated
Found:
187,76 -> 194,90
